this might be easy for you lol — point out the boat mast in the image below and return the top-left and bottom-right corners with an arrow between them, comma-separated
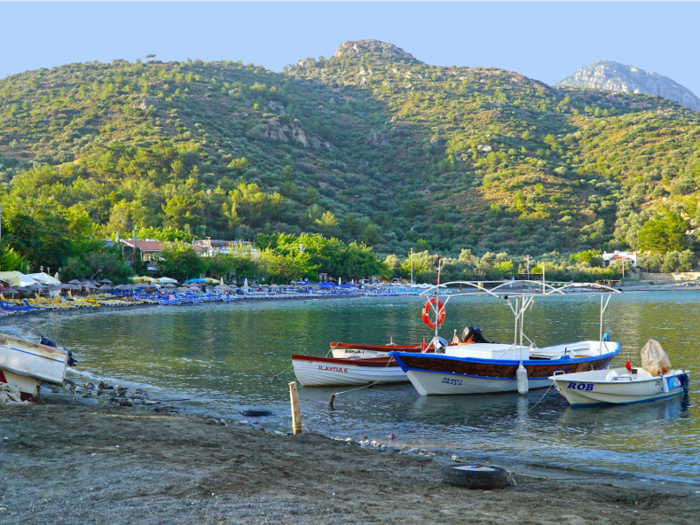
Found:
599,293 -> 611,353
434,255 -> 441,351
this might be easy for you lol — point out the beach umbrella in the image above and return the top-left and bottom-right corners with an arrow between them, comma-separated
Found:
100,279 -> 113,284
99,284 -> 113,290
163,283 -> 176,288
68,279 -> 82,285
47,284 -> 63,291
158,277 -> 178,284
4,287 -> 19,294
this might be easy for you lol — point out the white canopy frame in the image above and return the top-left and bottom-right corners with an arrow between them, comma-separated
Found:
419,280 -> 622,355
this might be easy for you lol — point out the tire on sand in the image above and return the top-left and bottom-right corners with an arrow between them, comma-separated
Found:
441,465 -> 509,490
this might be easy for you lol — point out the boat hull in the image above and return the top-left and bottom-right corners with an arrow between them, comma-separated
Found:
391,343 -> 620,396
291,354 -> 408,386
0,333 -> 70,397
550,368 -> 689,406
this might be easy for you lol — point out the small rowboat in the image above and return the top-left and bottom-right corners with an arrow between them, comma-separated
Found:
0,333 -> 73,399
291,354 -> 407,387
549,367 -> 690,406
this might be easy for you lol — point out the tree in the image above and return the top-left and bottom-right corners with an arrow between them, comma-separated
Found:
222,183 -> 285,228
315,211 -> 339,237
227,157 -> 250,171
162,195 -> 203,230
159,242 -> 203,281
361,223 -> 382,246
637,213 -> 688,253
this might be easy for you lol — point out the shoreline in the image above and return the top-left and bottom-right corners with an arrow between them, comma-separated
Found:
1,396 -> 699,524
3,290 -> 700,520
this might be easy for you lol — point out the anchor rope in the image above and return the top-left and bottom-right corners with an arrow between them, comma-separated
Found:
329,359 -> 394,406
261,365 -> 293,382
527,383 -> 555,411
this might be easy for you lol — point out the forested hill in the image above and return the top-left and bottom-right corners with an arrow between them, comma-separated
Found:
1,39 -> 700,260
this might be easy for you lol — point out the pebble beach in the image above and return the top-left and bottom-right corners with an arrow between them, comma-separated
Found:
1,395 -> 700,524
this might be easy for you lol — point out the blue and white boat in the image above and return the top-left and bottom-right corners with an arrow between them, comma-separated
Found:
390,279 -> 622,396
550,365 -> 689,406
391,340 -> 620,396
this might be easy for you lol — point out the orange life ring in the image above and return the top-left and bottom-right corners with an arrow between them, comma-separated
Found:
422,298 -> 445,329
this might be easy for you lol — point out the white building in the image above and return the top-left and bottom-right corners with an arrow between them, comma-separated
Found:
602,251 -> 637,268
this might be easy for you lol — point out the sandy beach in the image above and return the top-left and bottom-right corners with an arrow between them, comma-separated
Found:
1,395 -> 699,524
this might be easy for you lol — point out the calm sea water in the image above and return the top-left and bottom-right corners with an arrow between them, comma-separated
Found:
5,291 -> 700,483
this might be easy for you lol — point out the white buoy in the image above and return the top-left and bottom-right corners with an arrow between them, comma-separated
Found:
516,362 -> 529,395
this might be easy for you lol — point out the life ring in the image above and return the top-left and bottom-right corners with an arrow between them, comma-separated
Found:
422,298 -> 445,329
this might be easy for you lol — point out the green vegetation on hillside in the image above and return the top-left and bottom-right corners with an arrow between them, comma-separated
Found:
2,41 -> 700,278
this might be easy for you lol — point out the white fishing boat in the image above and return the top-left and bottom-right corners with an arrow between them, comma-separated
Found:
0,333 -> 73,399
291,354 -> 407,386
550,368 -> 689,406
550,339 -> 690,406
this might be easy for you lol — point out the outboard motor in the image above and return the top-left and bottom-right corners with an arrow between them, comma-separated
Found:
461,327 -> 493,344
40,336 -> 57,348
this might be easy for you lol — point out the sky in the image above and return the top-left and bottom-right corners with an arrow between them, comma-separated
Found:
2,2 -> 699,96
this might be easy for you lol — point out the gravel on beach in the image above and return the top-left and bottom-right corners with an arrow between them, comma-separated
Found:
1,396 -> 700,524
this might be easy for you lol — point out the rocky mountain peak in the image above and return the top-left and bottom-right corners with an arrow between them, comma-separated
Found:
556,60 -> 700,112
334,40 -> 420,62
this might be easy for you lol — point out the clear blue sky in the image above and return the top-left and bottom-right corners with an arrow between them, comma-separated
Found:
2,2 -> 699,96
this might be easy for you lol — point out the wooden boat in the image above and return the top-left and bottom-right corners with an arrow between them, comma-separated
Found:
391,341 -> 620,395
550,367 -> 690,407
0,333 -> 73,399
291,354 -> 408,386
330,341 -> 423,359
390,279 -> 623,396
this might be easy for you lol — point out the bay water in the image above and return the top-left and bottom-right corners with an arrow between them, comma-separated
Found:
5,291 -> 699,484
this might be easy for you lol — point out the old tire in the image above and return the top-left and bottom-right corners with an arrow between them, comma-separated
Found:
241,409 -> 272,417
441,465 -> 509,490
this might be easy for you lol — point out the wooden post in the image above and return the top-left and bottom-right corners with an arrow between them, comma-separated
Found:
289,381 -> 302,435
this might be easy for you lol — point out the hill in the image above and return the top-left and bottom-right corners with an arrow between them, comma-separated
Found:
556,60 -> 700,112
1,41 -> 700,267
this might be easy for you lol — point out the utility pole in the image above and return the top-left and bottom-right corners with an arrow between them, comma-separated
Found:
410,248 -> 414,286
621,259 -> 625,287
526,255 -> 530,280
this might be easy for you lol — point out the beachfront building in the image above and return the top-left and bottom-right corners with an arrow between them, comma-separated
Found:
118,239 -> 203,268
191,239 -> 260,260
602,251 -> 638,268
115,238 -> 258,268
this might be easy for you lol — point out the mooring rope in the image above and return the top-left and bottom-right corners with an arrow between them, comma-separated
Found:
528,382 -> 555,411
261,365 -> 293,382
328,359 -> 393,408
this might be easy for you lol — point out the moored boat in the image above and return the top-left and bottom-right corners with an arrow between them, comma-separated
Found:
392,340 -> 620,395
550,339 -> 690,406
330,341 -> 442,359
291,354 -> 407,386
549,366 -> 689,406
391,278 -> 623,396
0,333 -> 74,399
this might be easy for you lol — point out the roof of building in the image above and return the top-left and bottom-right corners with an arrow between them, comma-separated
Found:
120,239 -> 202,252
